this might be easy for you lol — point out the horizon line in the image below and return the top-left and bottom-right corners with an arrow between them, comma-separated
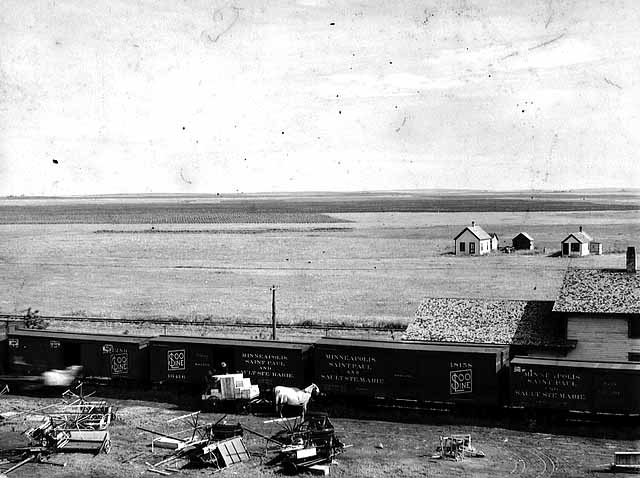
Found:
2,187 -> 640,200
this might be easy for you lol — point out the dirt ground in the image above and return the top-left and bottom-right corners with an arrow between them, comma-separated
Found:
1,394 -> 638,478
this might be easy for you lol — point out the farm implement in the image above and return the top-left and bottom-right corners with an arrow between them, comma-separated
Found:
135,411 -> 250,473
432,434 -> 485,461
261,412 -> 349,474
0,385 -> 114,475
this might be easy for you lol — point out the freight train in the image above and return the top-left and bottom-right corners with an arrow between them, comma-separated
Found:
2,328 -> 639,416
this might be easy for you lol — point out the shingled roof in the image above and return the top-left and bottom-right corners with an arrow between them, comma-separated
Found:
561,232 -> 592,244
513,232 -> 534,241
454,225 -> 491,241
403,298 -> 565,346
552,268 -> 640,314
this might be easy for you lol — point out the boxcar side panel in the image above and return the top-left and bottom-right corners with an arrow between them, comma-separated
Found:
0,337 -> 6,375
314,344 -> 389,397
410,351 -> 502,405
510,363 -> 591,411
81,342 -> 148,381
8,336 -> 65,375
235,346 -> 306,390
149,341 -> 235,384
592,369 -> 640,413
315,341 -> 505,405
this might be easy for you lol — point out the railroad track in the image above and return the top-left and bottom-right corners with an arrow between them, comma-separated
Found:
504,439 -> 558,478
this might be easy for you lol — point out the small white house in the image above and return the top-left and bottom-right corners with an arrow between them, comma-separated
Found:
561,227 -> 593,257
454,222 -> 492,255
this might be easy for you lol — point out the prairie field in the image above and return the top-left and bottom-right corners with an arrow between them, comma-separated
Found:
1,192 -> 639,328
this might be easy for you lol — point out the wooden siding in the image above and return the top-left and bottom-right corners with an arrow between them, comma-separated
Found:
566,315 -> 640,362
561,238 -> 589,257
454,230 -> 490,256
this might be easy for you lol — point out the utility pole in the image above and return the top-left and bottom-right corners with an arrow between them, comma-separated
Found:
270,285 -> 278,340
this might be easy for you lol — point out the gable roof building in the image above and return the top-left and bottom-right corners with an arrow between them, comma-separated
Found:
454,222 -> 492,255
512,232 -> 534,250
561,227 -> 593,256
552,253 -> 640,362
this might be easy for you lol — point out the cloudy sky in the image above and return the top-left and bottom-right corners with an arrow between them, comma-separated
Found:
1,0 -> 639,195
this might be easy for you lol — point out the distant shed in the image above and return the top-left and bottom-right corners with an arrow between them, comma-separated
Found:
512,232 -> 534,251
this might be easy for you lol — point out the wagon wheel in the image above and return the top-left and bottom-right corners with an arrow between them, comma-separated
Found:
327,436 -> 335,456
237,400 -> 251,414
101,436 -> 112,454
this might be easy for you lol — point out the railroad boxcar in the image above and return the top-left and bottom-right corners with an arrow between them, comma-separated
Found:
0,334 -> 6,374
148,336 -> 312,390
6,328 -> 151,382
314,338 -> 509,406
510,357 -> 640,414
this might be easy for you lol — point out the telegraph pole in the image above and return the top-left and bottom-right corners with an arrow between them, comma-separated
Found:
270,285 -> 278,340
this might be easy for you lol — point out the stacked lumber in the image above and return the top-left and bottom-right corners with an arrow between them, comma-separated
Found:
403,298 -> 564,346
553,268 -> 640,314
205,373 -> 259,401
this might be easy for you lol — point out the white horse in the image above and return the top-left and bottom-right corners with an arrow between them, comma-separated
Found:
274,383 -> 320,418
42,365 -> 83,387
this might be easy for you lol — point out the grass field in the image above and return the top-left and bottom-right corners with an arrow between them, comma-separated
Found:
0,191 -> 639,224
1,192 -> 639,326
0,395 -> 638,478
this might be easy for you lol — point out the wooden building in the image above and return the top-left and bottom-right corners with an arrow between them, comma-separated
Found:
512,232 -> 534,251
560,227 -> 592,257
454,222 -> 492,256
552,251 -> 640,363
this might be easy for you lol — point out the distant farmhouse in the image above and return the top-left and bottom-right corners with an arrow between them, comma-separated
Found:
512,232 -> 534,251
560,226 -> 595,257
454,222 -> 493,255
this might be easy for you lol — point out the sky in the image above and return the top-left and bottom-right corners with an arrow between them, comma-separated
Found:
1,0 -> 639,195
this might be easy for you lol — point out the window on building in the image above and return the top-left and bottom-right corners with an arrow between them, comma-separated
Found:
469,242 -> 475,254
459,242 -> 465,252
571,243 -> 580,252
629,352 -> 640,362
629,316 -> 640,338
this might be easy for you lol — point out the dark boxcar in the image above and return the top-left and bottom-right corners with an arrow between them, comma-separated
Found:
0,334 -> 6,375
6,328 -> 150,382
510,357 -> 640,414
148,336 -> 311,390
314,338 -> 509,406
